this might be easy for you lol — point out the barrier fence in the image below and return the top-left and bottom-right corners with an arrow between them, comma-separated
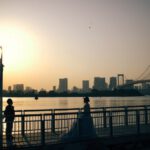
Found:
2,105 -> 150,148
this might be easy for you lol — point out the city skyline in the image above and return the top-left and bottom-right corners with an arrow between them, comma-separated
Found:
6,74 -> 149,92
0,0 -> 150,90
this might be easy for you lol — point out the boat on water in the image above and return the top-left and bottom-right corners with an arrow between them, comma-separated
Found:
35,96 -> 38,100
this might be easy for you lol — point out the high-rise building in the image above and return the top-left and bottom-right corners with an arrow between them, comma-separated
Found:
58,78 -> 68,93
93,77 -> 106,91
82,80 -> 90,93
109,77 -> 117,90
13,84 -> 24,92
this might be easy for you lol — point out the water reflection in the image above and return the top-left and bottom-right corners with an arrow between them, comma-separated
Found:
58,99 -> 68,107
2,96 -> 150,110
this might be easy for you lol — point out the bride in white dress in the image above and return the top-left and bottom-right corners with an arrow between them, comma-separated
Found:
61,97 -> 97,141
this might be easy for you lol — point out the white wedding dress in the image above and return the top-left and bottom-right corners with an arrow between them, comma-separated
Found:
61,103 -> 97,141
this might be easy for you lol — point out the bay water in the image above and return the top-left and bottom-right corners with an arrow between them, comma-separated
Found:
3,96 -> 150,110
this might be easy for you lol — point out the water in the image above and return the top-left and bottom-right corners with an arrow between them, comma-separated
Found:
3,96 -> 150,110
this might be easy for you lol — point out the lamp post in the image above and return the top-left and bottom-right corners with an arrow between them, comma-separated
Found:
0,46 -> 3,149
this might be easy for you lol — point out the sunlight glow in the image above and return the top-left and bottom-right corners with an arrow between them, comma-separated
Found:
0,25 -> 36,71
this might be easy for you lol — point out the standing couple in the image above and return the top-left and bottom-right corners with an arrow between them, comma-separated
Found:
61,97 -> 97,141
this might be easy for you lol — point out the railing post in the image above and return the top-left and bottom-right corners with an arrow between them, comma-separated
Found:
136,110 -> 140,135
103,108 -> 107,128
41,116 -> 45,146
144,106 -> 148,125
109,112 -> 113,137
51,110 -> 55,134
124,106 -> 128,126
21,115 -> 25,136
77,112 -> 81,136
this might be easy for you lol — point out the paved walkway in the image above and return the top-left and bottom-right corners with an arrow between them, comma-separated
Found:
3,124 -> 150,149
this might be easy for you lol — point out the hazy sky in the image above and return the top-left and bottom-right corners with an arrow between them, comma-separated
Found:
0,0 -> 150,90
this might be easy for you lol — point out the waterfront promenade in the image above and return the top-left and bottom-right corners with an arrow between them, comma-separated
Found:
2,105 -> 150,149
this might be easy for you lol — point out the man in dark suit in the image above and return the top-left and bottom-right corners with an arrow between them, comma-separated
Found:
4,98 -> 15,141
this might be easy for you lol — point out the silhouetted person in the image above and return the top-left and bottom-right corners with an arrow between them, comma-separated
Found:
4,98 -> 15,141
61,96 -> 96,141
81,96 -> 96,137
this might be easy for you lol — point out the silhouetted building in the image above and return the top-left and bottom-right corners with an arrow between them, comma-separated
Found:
8,86 -> 12,92
142,83 -> 150,90
72,86 -> 80,93
58,78 -> 68,93
13,84 -> 24,92
134,86 -> 139,90
125,80 -> 134,89
39,88 -> 47,96
53,86 -> 56,92
109,77 -> 117,90
40,88 -> 46,92
25,86 -> 33,92
82,80 -> 90,93
93,77 -> 106,91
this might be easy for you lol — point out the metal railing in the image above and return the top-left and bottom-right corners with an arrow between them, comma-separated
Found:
3,105 -> 150,114
2,105 -> 150,148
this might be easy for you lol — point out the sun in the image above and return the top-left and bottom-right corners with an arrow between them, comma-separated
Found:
0,25 -> 36,70
0,24 -> 41,89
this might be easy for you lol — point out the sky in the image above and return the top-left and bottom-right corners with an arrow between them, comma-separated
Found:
0,0 -> 150,90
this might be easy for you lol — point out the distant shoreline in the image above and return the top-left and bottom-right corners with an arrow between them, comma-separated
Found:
3,89 -> 144,98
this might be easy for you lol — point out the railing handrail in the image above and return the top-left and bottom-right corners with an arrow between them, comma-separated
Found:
91,105 -> 150,109
3,105 -> 150,115
11,107 -> 150,117
3,104 -> 150,113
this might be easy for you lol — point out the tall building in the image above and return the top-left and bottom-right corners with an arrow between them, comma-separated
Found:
13,84 -> 24,92
93,77 -> 106,91
58,78 -> 68,93
125,80 -> 134,89
109,77 -> 117,90
82,80 -> 90,93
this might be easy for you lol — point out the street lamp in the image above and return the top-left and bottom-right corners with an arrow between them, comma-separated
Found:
0,46 -> 3,149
